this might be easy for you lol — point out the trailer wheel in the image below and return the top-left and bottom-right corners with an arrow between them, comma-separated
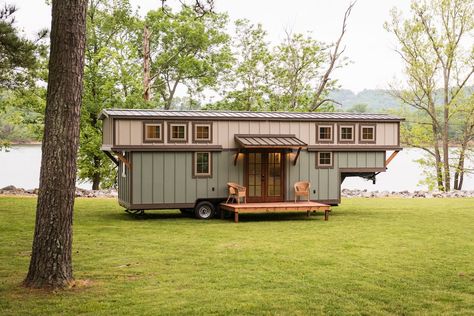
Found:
194,201 -> 215,220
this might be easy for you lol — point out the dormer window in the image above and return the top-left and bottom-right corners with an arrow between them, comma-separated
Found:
360,124 -> 376,143
168,122 -> 188,142
143,121 -> 163,143
338,124 -> 355,143
192,122 -> 212,143
316,123 -> 334,143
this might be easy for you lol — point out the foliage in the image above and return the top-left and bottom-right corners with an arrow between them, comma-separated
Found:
1,197 -> 474,313
0,4 -> 48,150
145,6 -> 232,109
269,32 -> 333,111
78,0 -> 147,190
386,0 -> 474,190
0,4 -> 37,90
208,18 -> 347,112
208,19 -> 271,111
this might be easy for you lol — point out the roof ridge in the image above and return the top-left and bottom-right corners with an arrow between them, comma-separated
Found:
99,109 -> 404,121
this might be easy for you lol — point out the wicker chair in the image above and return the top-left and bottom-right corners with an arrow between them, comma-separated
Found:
226,182 -> 247,204
294,181 -> 311,202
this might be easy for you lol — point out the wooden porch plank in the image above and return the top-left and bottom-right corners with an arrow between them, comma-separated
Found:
219,201 -> 331,223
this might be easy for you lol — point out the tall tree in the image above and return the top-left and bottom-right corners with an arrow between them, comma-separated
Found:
268,31 -> 332,111
23,0 -> 213,290
145,6 -> 231,109
0,4 -> 48,150
309,1 -> 355,111
386,0 -> 474,191
78,0 -> 144,190
212,19 -> 271,111
0,4 -> 37,90
211,2 -> 355,112
24,0 -> 87,289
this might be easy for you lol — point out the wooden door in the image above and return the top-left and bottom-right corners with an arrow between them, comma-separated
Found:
246,152 -> 285,202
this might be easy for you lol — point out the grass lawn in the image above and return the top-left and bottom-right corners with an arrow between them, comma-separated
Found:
0,197 -> 473,315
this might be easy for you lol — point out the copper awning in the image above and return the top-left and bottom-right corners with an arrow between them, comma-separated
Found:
234,134 -> 307,149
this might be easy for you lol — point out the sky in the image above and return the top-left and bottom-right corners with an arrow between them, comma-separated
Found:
7,0 -> 412,93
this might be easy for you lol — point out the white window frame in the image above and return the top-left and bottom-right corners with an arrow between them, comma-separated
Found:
317,124 -> 333,142
169,123 -> 187,142
193,123 -> 212,142
144,123 -> 163,142
339,125 -> 355,142
194,152 -> 212,177
316,152 -> 333,168
360,125 -> 376,142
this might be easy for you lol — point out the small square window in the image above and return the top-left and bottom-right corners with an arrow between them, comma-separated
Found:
194,152 -> 212,177
197,126 -> 209,139
317,152 -> 333,168
360,126 -> 375,142
193,122 -> 212,142
317,125 -> 333,142
143,122 -> 163,143
168,123 -> 187,142
339,125 -> 355,142
146,125 -> 161,139
172,126 -> 185,139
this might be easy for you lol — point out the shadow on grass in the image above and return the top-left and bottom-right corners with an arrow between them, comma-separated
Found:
101,210 -> 336,223
233,212 -> 327,223
102,210 -> 185,221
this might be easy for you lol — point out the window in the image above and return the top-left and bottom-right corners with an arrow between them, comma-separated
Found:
168,123 -> 188,142
338,124 -> 355,142
172,125 -> 185,139
316,152 -> 333,168
143,121 -> 163,143
360,125 -> 376,142
194,152 -> 212,177
192,122 -> 212,143
317,124 -> 334,142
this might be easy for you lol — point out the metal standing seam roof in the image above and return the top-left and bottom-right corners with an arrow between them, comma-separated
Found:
235,134 -> 307,148
99,109 -> 403,122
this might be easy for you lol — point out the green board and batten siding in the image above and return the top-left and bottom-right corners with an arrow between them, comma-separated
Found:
121,151 -> 385,205
128,151 -> 244,205
118,152 -> 132,206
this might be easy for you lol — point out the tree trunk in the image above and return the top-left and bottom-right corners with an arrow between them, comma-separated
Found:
443,106 -> 451,192
428,97 -> 444,191
92,155 -> 101,190
143,25 -> 151,101
24,0 -> 87,289
453,132 -> 470,190
442,85 -> 450,191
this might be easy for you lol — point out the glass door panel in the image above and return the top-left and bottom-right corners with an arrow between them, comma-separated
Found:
247,152 -> 263,199
267,153 -> 282,198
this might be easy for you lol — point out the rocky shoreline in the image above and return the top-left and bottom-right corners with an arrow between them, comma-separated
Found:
0,185 -> 118,198
1,185 -> 473,199
341,188 -> 474,198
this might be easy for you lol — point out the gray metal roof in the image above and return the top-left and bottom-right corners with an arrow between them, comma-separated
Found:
99,109 -> 403,122
235,134 -> 307,148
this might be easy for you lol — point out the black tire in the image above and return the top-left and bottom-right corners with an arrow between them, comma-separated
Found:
194,201 -> 215,220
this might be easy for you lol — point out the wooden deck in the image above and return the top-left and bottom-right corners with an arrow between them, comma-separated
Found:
219,201 -> 331,223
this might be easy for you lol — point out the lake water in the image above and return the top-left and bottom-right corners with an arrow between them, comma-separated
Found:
0,144 -> 473,191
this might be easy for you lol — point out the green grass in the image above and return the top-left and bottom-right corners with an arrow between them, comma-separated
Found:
0,197 -> 473,315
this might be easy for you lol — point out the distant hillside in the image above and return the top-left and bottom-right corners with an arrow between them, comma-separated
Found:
329,89 -> 402,112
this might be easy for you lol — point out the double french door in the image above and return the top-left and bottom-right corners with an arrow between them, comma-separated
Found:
245,152 -> 285,202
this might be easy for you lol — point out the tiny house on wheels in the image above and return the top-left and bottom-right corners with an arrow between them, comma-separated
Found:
100,109 -> 403,219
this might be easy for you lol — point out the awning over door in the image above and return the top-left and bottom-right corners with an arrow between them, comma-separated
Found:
234,134 -> 307,149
